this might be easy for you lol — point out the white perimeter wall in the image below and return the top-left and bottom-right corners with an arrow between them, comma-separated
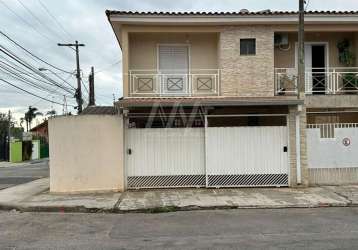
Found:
49,115 -> 124,193
307,128 -> 358,168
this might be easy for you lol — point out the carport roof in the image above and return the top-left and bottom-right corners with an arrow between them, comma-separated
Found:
117,97 -> 303,108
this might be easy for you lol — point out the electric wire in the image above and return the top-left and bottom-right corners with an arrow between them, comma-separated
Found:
37,0 -> 73,40
0,30 -> 73,74
0,78 -> 75,107
0,45 -> 74,94
0,64 -> 71,97
0,0 -> 56,43
16,0 -> 66,41
0,56 -> 73,94
94,60 -> 121,74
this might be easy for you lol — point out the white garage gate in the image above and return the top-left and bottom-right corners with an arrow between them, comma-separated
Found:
126,127 -> 206,188
126,114 -> 289,189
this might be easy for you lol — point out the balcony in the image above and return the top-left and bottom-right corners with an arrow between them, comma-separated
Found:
129,69 -> 220,97
275,67 -> 358,95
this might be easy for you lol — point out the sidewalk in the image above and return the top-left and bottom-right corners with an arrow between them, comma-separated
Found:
0,158 -> 49,168
1,178 -> 358,213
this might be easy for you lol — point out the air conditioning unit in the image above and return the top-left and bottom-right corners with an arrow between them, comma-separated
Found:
274,33 -> 289,46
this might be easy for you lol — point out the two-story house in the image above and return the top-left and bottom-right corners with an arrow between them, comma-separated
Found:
103,10 -> 358,190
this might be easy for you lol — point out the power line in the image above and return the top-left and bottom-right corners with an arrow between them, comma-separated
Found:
0,45 -> 74,94
0,63 -> 71,97
0,78 -> 75,107
15,0 -> 66,42
95,60 -> 121,74
0,0 -> 56,43
0,56 -> 73,95
81,78 -> 89,94
0,46 -> 73,94
31,87 -> 76,108
0,50 -> 76,91
0,30 -> 73,74
305,0 -> 310,11
39,68 -> 76,91
0,65 -> 74,98
0,55 -> 75,97
38,0 -> 73,40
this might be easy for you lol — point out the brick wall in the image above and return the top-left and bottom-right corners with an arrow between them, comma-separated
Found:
219,26 -> 275,97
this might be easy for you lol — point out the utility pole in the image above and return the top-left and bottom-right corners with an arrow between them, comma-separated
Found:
7,110 -> 11,162
63,95 -> 68,115
58,41 -> 85,113
298,0 -> 305,97
88,66 -> 95,106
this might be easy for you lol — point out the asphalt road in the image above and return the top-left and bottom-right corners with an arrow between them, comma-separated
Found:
0,160 -> 49,190
1,207 -> 358,249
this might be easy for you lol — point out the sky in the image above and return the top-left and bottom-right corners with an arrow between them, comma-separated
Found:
1,0 -> 358,126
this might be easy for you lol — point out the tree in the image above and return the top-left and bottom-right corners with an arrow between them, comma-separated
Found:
0,112 -> 10,161
19,118 -> 25,129
24,106 -> 43,132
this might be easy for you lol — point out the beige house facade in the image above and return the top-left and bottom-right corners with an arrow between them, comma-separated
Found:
107,10 -> 358,189
48,10 -> 358,192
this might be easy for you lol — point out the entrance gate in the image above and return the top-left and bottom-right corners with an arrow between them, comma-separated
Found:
126,115 -> 289,189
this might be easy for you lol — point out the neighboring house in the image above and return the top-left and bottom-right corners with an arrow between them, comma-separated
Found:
48,10 -> 358,193
30,120 -> 48,142
81,106 -> 117,115
107,10 -> 358,189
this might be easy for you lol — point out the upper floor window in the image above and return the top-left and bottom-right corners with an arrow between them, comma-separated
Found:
240,39 -> 256,55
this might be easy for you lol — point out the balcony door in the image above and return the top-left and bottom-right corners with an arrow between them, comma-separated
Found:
296,42 -> 328,94
311,45 -> 327,94
158,44 -> 189,95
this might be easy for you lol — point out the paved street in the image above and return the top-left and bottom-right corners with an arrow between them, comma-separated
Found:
0,207 -> 358,249
0,160 -> 49,190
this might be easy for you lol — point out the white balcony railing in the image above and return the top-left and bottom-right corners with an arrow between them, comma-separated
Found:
275,67 -> 358,95
129,69 -> 220,97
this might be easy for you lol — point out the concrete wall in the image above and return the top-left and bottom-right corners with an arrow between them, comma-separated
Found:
309,168 -> 358,186
49,115 -> 124,193
275,32 -> 356,68
219,26 -> 275,97
306,95 -> 358,109
307,126 -> 358,185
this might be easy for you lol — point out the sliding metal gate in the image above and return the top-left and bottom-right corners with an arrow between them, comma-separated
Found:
126,128 -> 205,188
126,115 -> 289,189
206,126 -> 289,187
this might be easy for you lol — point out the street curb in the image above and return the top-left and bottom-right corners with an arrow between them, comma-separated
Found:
114,203 -> 355,214
0,202 -> 355,214
0,203 -> 115,213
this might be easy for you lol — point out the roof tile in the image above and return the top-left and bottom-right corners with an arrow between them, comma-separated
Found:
106,10 -> 358,17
